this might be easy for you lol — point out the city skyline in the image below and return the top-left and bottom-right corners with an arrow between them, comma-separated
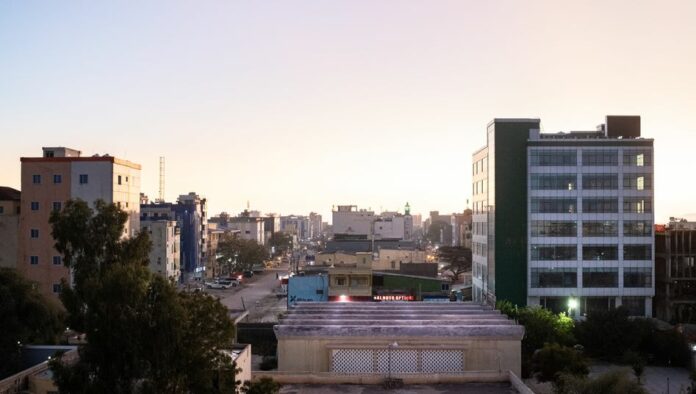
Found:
2,1 -> 695,222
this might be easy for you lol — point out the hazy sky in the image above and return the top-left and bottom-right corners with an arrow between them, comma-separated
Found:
1,1 -> 695,222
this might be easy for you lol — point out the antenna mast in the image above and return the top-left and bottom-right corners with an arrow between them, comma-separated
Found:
158,156 -> 165,203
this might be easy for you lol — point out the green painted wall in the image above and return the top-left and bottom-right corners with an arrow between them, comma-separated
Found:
492,120 -> 539,307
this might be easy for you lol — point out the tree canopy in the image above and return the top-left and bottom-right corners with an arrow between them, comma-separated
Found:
267,232 -> 292,257
48,199 -> 238,393
437,246 -> 472,282
217,233 -> 267,273
0,268 -> 64,378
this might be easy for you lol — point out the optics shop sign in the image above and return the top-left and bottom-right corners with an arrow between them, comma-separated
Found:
373,295 -> 414,301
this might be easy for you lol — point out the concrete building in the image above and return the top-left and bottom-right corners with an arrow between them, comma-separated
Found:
332,205 -> 375,239
280,215 -> 310,241
655,219 -> 696,323
424,211 -> 453,246
141,192 -> 207,281
472,116 -> 654,317
451,210 -> 472,248
309,212 -> 323,240
273,302 -> 524,379
372,249 -> 426,271
227,216 -> 266,245
19,147 -> 141,299
263,214 -> 280,241
140,219 -> 180,281
0,187 -> 21,268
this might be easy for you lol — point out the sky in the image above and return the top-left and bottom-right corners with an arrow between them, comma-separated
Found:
1,1 -> 695,223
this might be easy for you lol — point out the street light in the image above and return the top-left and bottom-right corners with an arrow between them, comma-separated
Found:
568,296 -> 578,316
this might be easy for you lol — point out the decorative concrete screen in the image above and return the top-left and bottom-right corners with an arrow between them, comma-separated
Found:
274,302 -> 525,379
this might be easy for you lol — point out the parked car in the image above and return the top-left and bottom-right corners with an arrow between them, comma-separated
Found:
230,272 -> 244,281
243,271 -> 254,278
205,279 -> 238,289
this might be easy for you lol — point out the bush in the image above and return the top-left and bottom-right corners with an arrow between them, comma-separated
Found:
518,306 -> 576,358
259,356 -> 278,371
555,370 -> 647,394
496,300 -> 520,319
244,377 -> 280,394
621,350 -> 646,382
532,343 -> 589,384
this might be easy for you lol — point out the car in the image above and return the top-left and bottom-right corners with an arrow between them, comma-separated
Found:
205,279 -> 238,289
243,271 -> 254,278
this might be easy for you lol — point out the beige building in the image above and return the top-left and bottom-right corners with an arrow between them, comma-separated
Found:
141,219 -> 180,281
274,302 -> 524,379
316,251 -> 373,300
18,147 -> 141,300
372,249 -> 426,271
0,187 -> 21,268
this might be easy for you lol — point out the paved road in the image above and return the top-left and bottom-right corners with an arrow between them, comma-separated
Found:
213,264 -> 288,311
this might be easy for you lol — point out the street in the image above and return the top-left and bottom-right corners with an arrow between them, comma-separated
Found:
206,264 -> 289,317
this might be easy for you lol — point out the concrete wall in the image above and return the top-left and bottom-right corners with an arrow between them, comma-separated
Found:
288,276 -> 329,304
373,249 -> 426,271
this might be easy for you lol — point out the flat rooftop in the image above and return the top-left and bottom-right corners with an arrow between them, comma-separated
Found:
274,302 -> 524,339
280,382 -> 518,394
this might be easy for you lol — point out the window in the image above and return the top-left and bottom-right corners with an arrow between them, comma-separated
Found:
623,198 -> 652,213
583,198 -> 618,213
623,150 -> 652,167
52,256 -> 62,265
52,283 -> 62,294
350,276 -> 368,286
582,268 -> 618,287
531,221 -> 577,237
390,261 -> 396,269
30,201 -> 39,211
52,202 -> 62,212
623,244 -> 652,260
582,221 -> 618,236
79,174 -> 89,184
30,229 -> 39,238
30,256 -> 39,265
624,221 -> 652,236
531,198 -> 577,213
530,150 -> 577,166
118,175 -> 122,185
582,150 -> 618,166
623,174 -> 652,190
624,268 -> 652,287
531,268 -> 577,288
583,245 -> 618,260
53,174 -> 62,184
531,245 -> 577,260
0,206 -> 3,214
582,174 -> 618,190
441,283 -> 450,291
32,174 -> 41,184
530,174 -> 577,190
316,289 -> 324,295
334,276 -> 347,286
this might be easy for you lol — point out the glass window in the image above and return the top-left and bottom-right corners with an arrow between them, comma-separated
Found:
583,245 -> 618,260
30,256 -> 39,265
30,201 -> 39,211
582,174 -> 618,190
623,198 -> 652,213
350,276 -> 368,286
30,229 -> 39,238
623,174 -> 652,190
623,268 -> 652,288
582,268 -> 618,287
529,150 -> 577,166
79,174 -> 89,184
53,174 -> 62,184
52,256 -> 62,265
52,283 -> 62,294
32,174 -> 41,184
531,198 -> 577,213
583,198 -> 618,213
530,174 -> 577,190
624,221 -> 652,236
582,150 -> 618,166
623,150 -> 652,167
582,221 -> 618,236
531,268 -> 577,288
624,244 -> 652,260
334,276 -> 347,286
52,202 -> 62,212
531,221 -> 577,237
531,245 -> 577,260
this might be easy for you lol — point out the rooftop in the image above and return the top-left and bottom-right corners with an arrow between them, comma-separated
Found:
0,186 -> 20,201
274,302 -> 524,339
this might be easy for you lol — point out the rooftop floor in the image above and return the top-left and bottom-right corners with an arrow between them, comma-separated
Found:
279,383 -> 517,394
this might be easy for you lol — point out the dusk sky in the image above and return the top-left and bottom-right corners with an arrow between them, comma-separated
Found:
1,1 -> 695,222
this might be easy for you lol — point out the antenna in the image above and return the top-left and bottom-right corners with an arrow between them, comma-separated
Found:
158,156 -> 165,203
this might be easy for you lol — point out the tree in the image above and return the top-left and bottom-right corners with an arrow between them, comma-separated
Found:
243,377 -> 280,394
532,343 -> 588,385
267,232 -> 292,257
48,199 -> 238,393
426,221 -> 450,244
0,268 -> 64,378
437,246 -> 472,283
622,350 -> 646,383
217,233 -> 267,273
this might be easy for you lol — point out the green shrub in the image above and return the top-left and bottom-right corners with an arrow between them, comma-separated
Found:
244,377 -> 280,394
259,356 -> 278,371
532,343 -> 588,384
555,370 -> 647,394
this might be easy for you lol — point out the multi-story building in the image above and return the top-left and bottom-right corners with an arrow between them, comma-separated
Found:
309,212 -> 323,240
0,187 -> 21,268
141,192 -> 207,281
331,205 -> 375,239
451,210 -> 472,248
227,216 -> 266,245
140,219 -> 180,281
280,215 -> 310,241
263,214 -> 281,241
472,116 -> 654,317
19,147 -> 141,299
655,219 -> 696,323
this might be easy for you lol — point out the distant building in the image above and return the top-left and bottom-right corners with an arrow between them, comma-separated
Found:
141,192 -> 207,281
227,216 -> 266,245
425,211 -> 453,245
140,219 -> 180,281
309,212 -> 322,239
263,214 -> 280,241
280,215 -> 310,241
472,116 -> 654,317
331,205 -> 375,239
451,210 -> 472,248
655,219 -> 696,323
0,187 -> 20,268
19,147 -> 141,299
372,249 -> 426,271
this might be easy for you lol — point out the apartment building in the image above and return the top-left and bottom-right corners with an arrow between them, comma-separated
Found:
19,147 -> 141,299
141,219 -> 180,281
655,220 -> 696,323
0,187 -> 21,268
472,116 -> 654,317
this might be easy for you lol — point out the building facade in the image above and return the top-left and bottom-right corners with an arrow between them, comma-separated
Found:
141,219 -> 180,281
0,187 -> 21,268
19,147 -> 141,299
655,220 -> 696,323
472,117 -> 654,317
227,216 -> 266,245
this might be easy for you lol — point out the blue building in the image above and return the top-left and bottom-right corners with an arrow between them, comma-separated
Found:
287,275 -> 329,307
